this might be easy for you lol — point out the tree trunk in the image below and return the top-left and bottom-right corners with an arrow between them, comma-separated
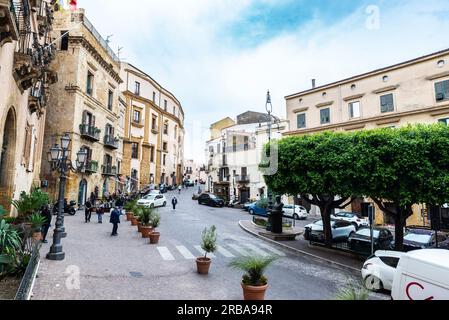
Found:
320,205 -> 333,248
394,210 -> 405,252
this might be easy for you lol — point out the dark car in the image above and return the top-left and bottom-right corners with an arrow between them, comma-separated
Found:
401,228 -> 449,252
159,184 -> 168,194
348,227 -> 394,255
198,193 -> 225,207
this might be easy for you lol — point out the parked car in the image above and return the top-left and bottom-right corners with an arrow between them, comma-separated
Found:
192,193 -> 201,200
304,219 -> 356,243
283,205 -> 309,220
184,179 -> 195,187
362,250 -> 405,292
198,193 -> 225,207
331,211 -> 369,229
248,202 -> 268,217
399,227 -> 449,252
242,201 -> 256,212
159,184 -> 168,193
348,227 -> 394,255
392,249 -> 449,300
137,194 -> 167,208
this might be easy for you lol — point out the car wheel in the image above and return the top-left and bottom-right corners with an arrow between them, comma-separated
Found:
150,204 -> 155,209
364,275 -> 383,292
293,214 -> 299,220
249,209 -> 255,215
163,202 -> 167,207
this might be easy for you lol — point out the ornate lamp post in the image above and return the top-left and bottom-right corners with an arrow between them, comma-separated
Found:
46,133 -> 87,261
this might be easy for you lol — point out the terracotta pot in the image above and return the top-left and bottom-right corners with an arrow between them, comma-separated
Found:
131,217 -> 138,226
241,282 -> 268,301
32,232 -> 42,242
141,226 -> 154,238
137,223 -> 142,233
149,232 -> 160,244
196,257 -> 212,275
126,212 -> 133,221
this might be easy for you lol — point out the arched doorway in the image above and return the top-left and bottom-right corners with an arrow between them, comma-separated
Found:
103,178 -> 109,198
78,179 -> 87,207
0,108 -> 17,213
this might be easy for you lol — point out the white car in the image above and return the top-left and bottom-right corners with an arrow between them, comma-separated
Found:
283,205 -> 309,220
362,250 -> 405,292
137,194 -> 167,208
331,211 -> 369,229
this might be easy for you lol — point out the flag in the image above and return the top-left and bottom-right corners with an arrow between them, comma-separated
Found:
54,0 -> 77,12
69,0 -> 77,10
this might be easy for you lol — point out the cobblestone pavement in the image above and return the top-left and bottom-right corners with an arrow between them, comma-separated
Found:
32,188 -> 388,300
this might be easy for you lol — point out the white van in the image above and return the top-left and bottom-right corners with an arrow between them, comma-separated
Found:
391,249 -> 449,300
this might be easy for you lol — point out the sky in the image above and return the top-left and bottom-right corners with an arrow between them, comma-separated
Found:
81,0 -> 449,163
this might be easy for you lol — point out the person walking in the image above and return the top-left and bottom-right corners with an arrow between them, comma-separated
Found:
110,206 -> 120,236
97,202 -> 105,224
172,196 -> 178,211
40,205 -> 52,243
85,199 -> 92,223
178,185 -> 182,194
115,196 -> 124,215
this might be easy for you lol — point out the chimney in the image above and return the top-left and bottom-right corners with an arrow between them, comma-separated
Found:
312,79 -> 316,89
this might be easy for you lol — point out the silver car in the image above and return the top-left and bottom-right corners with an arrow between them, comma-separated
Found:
304,219 -> 356,243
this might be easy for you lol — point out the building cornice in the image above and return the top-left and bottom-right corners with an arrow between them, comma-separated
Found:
284,102 -> 449,136
372,85 -> 400,95
343,94 -> 365,102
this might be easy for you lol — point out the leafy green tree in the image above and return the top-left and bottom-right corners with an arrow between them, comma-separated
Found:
263,132 -> 360,246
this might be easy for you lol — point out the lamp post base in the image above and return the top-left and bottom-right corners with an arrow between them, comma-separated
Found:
61,232 -> 67,238
46,250 -> 65,261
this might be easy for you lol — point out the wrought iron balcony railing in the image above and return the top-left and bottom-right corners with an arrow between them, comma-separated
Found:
80,124 -> 101,142
85,161 -> 98,173
236,175 -> 250,183
104,135 -> 119,149
102,165 -> 117,176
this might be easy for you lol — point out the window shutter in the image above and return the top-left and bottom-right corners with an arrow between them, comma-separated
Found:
82,111 -> 87,125
92,115 -> 96,126
23,125 -> 32,167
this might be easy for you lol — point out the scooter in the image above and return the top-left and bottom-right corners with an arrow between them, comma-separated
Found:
227,199 -> 240,208
53,200 -> 77,216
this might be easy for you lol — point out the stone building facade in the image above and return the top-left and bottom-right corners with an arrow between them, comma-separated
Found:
284,48 -> 449,227
120,63 -> 185,192
0,0 -> 58,214
40,8 -> 125,205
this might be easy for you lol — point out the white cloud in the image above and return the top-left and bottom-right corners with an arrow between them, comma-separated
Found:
81,0 -> 449,163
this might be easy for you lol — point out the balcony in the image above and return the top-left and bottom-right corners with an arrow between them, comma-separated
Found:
0,0 -> 19,47
104,135 -> 119,150
102,165 -> 117,176
80,124 -> 101,142
85,161 -> 99,174
236,175 -> 250,183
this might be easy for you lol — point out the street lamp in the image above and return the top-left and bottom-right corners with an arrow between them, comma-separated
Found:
46,133 -> 87,261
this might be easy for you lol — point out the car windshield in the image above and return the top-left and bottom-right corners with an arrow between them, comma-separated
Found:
144,195 -> 156,200
209,194 -> 217,199
404,233 -> 432,244
357,229 -> 380,238
314,220 -> 324,226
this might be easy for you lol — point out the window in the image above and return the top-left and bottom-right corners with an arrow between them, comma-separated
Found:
379,257 -> 400,269
135,82 -> 140,95
133,110 -> 141,124
173,106 -> 176,115
164,100 -> 167,111
174,126 -> 178,139
438,60 -> 445,68
163,122 -> 168,135
163,142 -> 168,151
233,136 -> 237,152
117,161 -> 121,175
351,84 -> 356,90
131,143 -> 139,159
297,113 -> 306,129
86,71 -> 94,96
435,80 -> 449,102
152,115 -> 157,130
439,118 -> 449,126
382,75 -> 389,82
320,108 -> 330,125
380,94 -> 394,113
107,90 -> 113,111
60,30 -> 69,50
153,92 -> 156,103
150,146 -> 155,162
349,101 -> 361,118
244,136 -> 249,151
163,154 -> 167,166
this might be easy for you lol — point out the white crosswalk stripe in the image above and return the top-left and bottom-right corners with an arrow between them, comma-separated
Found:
242,243 -> 270,257
194,245 -> 216,258
157,247 -> 175,261
216,246 -> 235,258
256,243 -> 287,256
228,244 -> 251,257
176,246 -> 196,259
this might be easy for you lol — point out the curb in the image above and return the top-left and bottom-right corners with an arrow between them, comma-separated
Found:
28,259 -> 40,300
239,220 -> 360,273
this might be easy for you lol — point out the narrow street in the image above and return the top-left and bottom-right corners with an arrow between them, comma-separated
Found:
32,189 -> 384,300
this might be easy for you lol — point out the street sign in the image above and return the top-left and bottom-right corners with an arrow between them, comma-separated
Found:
368,205 -> 375,256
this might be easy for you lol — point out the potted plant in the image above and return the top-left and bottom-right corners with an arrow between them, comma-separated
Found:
11,187 -> 49,222
149,213 -> 161,244
229,255 -> 277,301
140,208 -> 154,238
28,213 -> 46,241
124,200 -> 137,221
196,225 -> 217,275
131,206 -> 141,227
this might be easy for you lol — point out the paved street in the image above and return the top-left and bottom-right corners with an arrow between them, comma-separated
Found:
32,189 -> 385,300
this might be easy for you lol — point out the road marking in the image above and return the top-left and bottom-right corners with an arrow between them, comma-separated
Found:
242,243 -> 270,257
256,243 -> 286,256
216,246 -> 235,258
176,246 -> 196,260
157,247 -> 175,261
228,244 -> 251,257
194,245 -> 216,258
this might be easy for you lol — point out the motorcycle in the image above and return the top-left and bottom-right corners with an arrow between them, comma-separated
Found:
227,199 -> 240,208
53,200 -> 77,216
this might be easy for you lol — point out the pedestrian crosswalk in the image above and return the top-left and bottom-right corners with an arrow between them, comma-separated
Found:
156,242 -> 286,261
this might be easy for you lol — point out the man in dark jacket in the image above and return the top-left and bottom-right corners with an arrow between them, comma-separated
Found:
40,205 -> 52,243
110,206 -> 120,236
172,196 -> 178,211
85,200 -> 92,223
